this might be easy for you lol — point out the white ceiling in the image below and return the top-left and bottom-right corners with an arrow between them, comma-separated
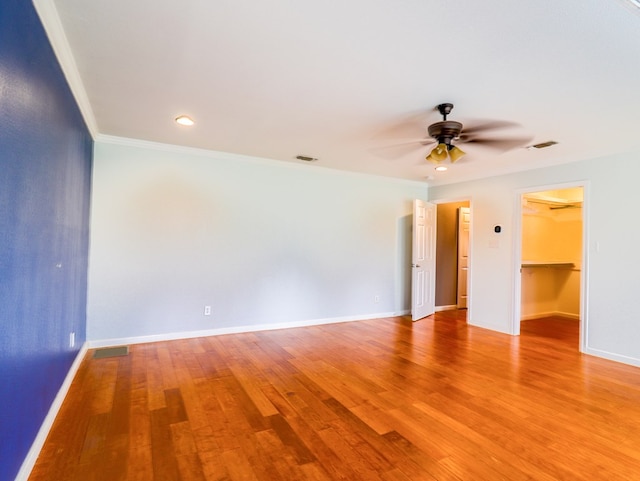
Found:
37,0 -> 640,186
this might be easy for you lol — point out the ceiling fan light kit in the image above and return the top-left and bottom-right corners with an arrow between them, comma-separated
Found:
426,143 -> 466,164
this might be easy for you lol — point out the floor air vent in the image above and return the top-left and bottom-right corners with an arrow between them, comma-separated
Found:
93,346 -> 129,359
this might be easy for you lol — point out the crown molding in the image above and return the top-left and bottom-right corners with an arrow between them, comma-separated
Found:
32,0 -> 98,138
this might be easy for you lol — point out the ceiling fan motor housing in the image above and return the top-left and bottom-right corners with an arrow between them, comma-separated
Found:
428,121 -> 463,146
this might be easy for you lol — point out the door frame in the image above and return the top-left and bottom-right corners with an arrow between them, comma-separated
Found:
511,181 -> 589,352
430,196 -> 473,319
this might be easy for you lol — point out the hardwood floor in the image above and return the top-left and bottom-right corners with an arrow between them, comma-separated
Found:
29,312 -> 640,480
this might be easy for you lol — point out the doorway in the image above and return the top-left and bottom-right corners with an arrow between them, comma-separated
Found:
435,200 -> 471,313
515,185 -> 586,349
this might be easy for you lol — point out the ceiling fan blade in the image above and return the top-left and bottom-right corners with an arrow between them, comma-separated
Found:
369,140 -> 434,160
460,119 -> 523,135
461,136 -> 533,152
371,111 -> 433,140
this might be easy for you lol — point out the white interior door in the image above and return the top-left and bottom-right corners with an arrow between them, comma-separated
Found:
457,207 -> 470,308
412,200 -> 436,321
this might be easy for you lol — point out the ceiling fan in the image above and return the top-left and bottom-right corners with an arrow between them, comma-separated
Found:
426,103 -> 466,163
373,103 -> 532,165
425,103 -> 532,164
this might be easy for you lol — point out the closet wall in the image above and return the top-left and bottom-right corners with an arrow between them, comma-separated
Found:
521,190 -> 582,320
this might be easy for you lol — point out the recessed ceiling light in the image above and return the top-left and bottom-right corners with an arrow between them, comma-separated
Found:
175,115 -> 195,126
435,165 -> 448,172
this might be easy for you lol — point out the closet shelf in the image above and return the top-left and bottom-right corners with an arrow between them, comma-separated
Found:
521,261 -> 575,268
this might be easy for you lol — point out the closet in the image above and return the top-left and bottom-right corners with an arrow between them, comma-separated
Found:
520,188 -> 582,320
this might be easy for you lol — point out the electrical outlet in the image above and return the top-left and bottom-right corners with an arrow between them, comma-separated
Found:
69,332 -> 75,348
204,305 -> 211,316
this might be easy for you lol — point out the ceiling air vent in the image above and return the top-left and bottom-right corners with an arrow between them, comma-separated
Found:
529,141 -> 558,149
295,155 -> 318,162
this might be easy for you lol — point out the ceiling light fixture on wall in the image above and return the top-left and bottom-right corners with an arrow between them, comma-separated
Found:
175,115 -> 195,126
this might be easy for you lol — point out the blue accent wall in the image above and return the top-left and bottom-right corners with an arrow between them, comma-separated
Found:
0,1 -> 92,479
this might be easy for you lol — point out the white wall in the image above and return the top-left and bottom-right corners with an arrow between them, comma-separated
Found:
429,149 -> 640,366
87,139 -> 427,342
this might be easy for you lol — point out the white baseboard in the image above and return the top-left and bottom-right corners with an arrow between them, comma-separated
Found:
583,346 -> 640,368
521,311 -> 554,321
521,311 -> 580,321
435,304 -> 458,312
15,343 -> 89,481
87,311 -> 404,349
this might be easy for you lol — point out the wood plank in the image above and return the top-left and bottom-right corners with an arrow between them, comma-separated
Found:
149,408 -> 181,481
